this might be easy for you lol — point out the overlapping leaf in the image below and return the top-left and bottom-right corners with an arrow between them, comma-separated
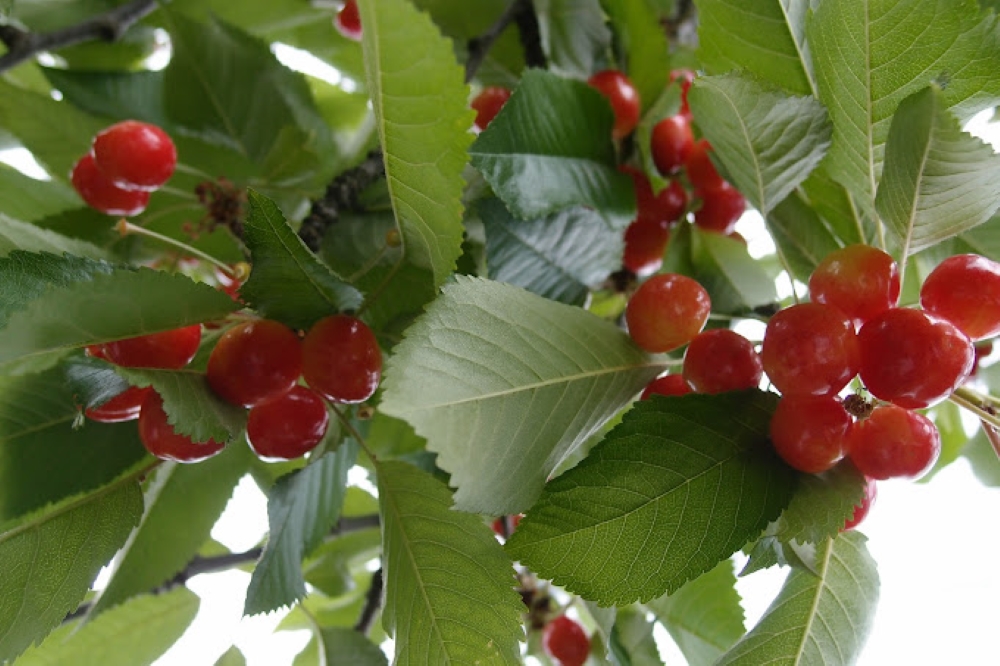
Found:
768,461 -> 866,545
379,276 -> 668,514
0,166 -> 79,222
767,191 -> 843,283
505,392 -> 797,605
377,460 -> 523,665
609,606 -> 661,666
313,628 -> 388,666
0,251 -> 114,328
0,216 -> 110,261
535,0 -> 611,79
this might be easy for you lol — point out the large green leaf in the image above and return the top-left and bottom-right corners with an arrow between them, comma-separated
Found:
358,0 -> 473,288
479,198 -> 623,306
244,442 -> 358,615
379,276 -> 668,514
601,0 -> 671,114
470,70 -> 635,229
240,190 -> 362,329
695,0 -> 815,96
767,461 -> 866,545
505,392 -> 797,605
716,532 -> 879,665
687,73 -> 832,216
535,0 -> 611,79
0,251 -> 114,328
377,460 -> 524,665
809,0 -> 1000,214
875,86 -> 1000,258
0,481 -> 144,663
17,588 -> 198,666
41,68 -> 168,127
0,216 -> 110,261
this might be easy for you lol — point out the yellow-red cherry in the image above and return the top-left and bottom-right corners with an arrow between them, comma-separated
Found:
207,319 -> 302,407
85,385 -> 153,423
92,120 -> 177,191
302,315 -> 382,403
625,273 -> 711,353
101,325 -> 202,369
70,153 -> 149,216
809,245 -> 900,327
846,404 -> 940,480
543,615 -> 591,666
138,390 -> 225,463
334,0 -> 362,40
769,395 -> 851,474
587,69 -> 641,139
246,386 -> 329,461
471,86 -> 511,131
920,253 -> 1000,341
682,328 -> 762,394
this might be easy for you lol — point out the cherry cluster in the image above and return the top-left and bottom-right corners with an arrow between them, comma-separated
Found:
70,120 -> 177,217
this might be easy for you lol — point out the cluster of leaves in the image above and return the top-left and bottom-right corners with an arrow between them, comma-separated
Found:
2,0 -> 1000,664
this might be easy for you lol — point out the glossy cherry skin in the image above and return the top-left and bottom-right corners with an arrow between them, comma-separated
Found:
207,319 -> 302,407
246,386 -> 330,460
762,302 -> 860,397
625,273 -> 711,353
684,139 -> 725,192
858,308 -> 974,409
770,395 -> 851,473
842,475 -> 877,531
70,153 -> 149,216
587,69 -> 641,139
622,166 -> 688,226
302,315 -> 382,403
623,218 -> 670,275
693,183 -> 745,235
809,245 -> 900,328
92,120 -> 177,191
651,115 -> 695,176
138,390 -> 225,463
543,615 -> 591,666
471,86 -> 512,131
334,0 -> 362,40
683,329 -> 763,394
85,385 -> 153,423
101,325 -> 202,369
640,373 -> 693,400
920,254 -> 1000,341
846,404 -> 941,480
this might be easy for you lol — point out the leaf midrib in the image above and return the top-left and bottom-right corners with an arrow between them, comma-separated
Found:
793,537 -> 835,662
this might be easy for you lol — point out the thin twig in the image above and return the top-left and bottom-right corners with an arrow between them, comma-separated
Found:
0,0 -> 160,73
353,567 -> 384,635
464,0 -> 529,83
297,149 -> 386,252
511,0 -> 546,69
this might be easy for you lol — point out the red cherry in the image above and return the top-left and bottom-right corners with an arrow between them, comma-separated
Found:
623,218 -> 670,275
102,325 -> 202,369
622,166 -> 688,226
85,385 -> 153,423
769,395 -> 850,473
70,153 -> 149,216
858,308 -> 974,409
207,319 -> 302,407
669,69 -> 696,117
693,183 -> 746,235
846,404 -> 941,480
842,475 -> 877,531
302,315 -> 382,403
684,139 -> 725,191
138,390 -> 225,463
761,303 -> 860,397
809,245 -> 900,327
490,514 -> 523,538
334,0 -> 362,40
682,328 -> 763,394
651,115 -> 695,176
640,374 -> 692,400
542,615 -> 591,666
587,69 -> 641,139
246,386 -> 330,460
920,254 -> 1000,341
471,86 -> 512,131
625,273 -> 711,353
91,120 -> 177,191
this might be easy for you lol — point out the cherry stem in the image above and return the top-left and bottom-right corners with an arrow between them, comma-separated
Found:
949,386 -> 1000,430
329,403 -> 378,463
115,219 -> 247,280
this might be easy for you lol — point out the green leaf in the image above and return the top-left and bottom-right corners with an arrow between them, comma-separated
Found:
379,276 -> 668,514
687,73 -> 832,216
377,460 -> 523,665
0,166 -> 79,222
240,190 -> 362,329
0,216 -> 111,261
358,0 -> 474,287
0,481 -> 143,663
875,86 -> 1000,258
315,627 -> 388,666
535,0 -> 611,79
42,68 -> 168,127
767,191 -> 843,283
741,538 -> 818,578
688,227 -> 778,313
809,0 -> 1000,214
695,0 -> 815,96
480,198 -> 624,306
716,532 -> 879,665
768,462 -> 865,545
16,588 -> 199,666
601,0 -> 671,114
609,606 -> 662,666
214,646 -> 248,666
0,251 -> 115,328
799,167 -> 868,247
90,445 -> 251,615
244,442 -> 359,615
922,400 -> 970,481
304,526 -> 382,597
645,560 -> 746,666
470,70 -> 636,230
505,391 -> 797,605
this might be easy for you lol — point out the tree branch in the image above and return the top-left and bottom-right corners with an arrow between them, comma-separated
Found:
353,566 -> 383,635
511,0 -> 546,70
0,0 -> 160,74
464,0 -> 529,83
298,149 -> 386,252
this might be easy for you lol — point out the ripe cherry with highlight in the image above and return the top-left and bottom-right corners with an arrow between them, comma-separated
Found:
302,315 -> 382,403
920,253 -> 1000,341
770,395 -> 850,474
92,120 -> 177,191
625,273 -> 711,353
85,386 -> 153,423
138,390 -> 225,463
587,70 -> 640,139
682,328 -> 762,394
809,244 -> 900,327
100,325 -> 202,369
207,319 -> 302,407
846,404 -> 941,480
542,615 -> 591,666
334,0 -> 362,40
246,386 -> 330,460
71,153 -> 149,216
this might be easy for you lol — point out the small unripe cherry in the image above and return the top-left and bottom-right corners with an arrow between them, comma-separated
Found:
625,273 -> 711,353
920,253 -> 1000,340
846,404 -> 941,480
682,328 -> 763,394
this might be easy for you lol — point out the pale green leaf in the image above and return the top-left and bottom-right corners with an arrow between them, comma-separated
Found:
687,73 -> 831,216
359,0 -> 473,286
767,191 -> 842,283
799,167 -> 868,247
316,627 -> 388,666
741,538 -> 818,578
717,532 -> 879,666
470,70 -> 636,230
0,482 -> 143,663
876,86 -> 1000,257
214,646 -> 248,666
609,606 -> 662,666
244,442 -> 358,615
688,227 -> 778,313
17,588 -> 198,666
535,0 -> 611,79
377,460 -> 523,665
41,68 -> 168,127
379,276 -> 668,514
0,166 -> 78,222
0,216 -> 110,261
645,560 -> 746,666
480,198 -> 623,306
303,526 -> 382,597
505,392 -> 797,605
601,0 -> 671,113
768,462 -> 865,545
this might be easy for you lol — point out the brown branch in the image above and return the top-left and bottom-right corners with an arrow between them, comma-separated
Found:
511,0 -> 546,70
353,566 -> 383,635
0,0 -> 161,74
